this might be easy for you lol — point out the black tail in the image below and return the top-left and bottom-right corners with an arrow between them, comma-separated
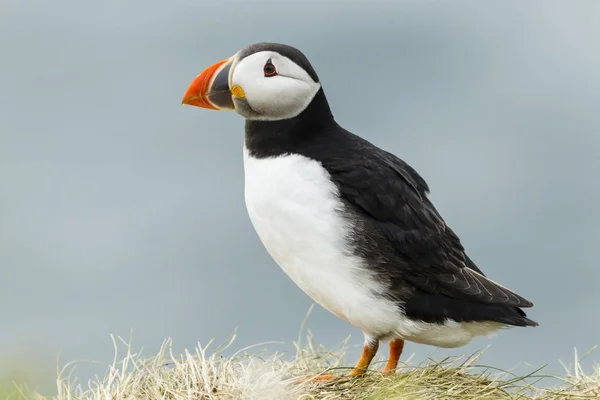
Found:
404,290 -> 539,327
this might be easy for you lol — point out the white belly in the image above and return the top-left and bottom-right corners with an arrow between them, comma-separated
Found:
242,147 -> 503,346
243,148 -> 401,336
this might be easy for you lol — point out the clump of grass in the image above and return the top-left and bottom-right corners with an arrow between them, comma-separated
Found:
7,307 -> 599,400
10,331 -> 596,400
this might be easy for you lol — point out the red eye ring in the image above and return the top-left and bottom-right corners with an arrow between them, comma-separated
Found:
263,58 -> 277,77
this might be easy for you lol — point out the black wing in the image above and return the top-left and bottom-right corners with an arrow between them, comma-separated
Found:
325,133 -> 533,309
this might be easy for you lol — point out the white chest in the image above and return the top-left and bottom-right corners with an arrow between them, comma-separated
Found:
242,147 -> 399,335
241,148 -> 506,347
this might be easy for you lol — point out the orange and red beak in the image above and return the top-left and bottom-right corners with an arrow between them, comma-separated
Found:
181,57 -> 235,110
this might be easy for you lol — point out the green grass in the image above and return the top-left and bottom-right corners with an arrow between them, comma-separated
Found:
3,308 -> 599,399
1,375 -> 30,400
3,332 -> 596,400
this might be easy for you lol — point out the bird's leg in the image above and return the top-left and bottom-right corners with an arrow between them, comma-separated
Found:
347,337 -> 379,376
382,338 -> 404,375
298,336 -> 379,383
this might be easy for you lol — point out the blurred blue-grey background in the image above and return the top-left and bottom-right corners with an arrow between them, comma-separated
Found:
1,0 -> 599,394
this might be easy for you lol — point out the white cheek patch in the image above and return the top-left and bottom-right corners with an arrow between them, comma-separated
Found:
252,78 -> 315,112
231,51 -> 321,121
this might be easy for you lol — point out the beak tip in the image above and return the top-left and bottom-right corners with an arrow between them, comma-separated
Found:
182,57 -> 234,110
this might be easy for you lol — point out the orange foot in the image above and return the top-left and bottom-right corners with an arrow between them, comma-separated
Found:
296,374 -> 337,384
297,339 -> 380,384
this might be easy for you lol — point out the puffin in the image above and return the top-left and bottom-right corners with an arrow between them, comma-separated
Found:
181,42 -> 538,379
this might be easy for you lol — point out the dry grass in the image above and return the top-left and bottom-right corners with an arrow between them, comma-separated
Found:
8,338 -> 597,400
11,334 -> 596,400
5,310 -> 599,400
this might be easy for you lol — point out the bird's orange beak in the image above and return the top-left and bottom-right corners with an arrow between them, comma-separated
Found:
181,57 -> 235,110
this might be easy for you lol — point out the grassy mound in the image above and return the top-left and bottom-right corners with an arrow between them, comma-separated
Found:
5,310 -> 599,400
4,331 -> 596,400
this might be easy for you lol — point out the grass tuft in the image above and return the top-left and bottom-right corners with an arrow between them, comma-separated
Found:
7,332 -> 596,400
5,308 -> 599,399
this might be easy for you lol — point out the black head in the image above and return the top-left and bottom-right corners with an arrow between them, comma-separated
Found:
182,42 -> 330,121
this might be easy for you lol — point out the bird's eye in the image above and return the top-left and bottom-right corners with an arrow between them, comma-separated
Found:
263,58 -> 277,77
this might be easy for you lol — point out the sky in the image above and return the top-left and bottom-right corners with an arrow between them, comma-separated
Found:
1,0 -> 599,395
